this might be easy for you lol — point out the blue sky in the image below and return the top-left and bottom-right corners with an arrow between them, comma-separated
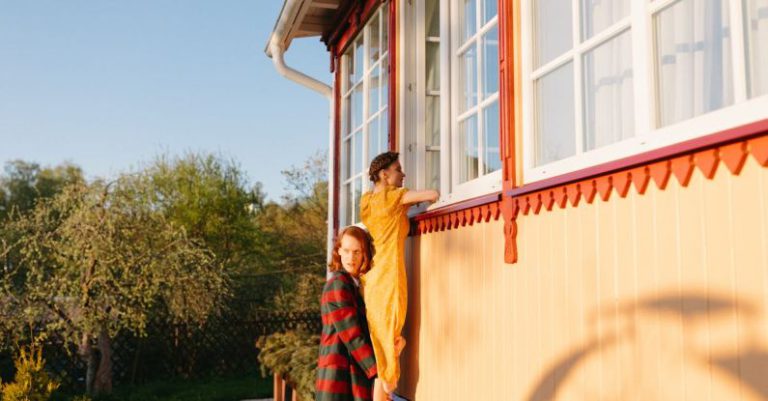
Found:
0,1 -> 332,200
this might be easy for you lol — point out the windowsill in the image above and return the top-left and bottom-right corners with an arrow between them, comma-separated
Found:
409,171 -> 503,221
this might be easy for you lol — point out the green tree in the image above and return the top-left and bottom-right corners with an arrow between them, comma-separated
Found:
141,153 -> 281,309
0,160 -> 84,221
0,176 -> 228,396
255,152 -> 328,312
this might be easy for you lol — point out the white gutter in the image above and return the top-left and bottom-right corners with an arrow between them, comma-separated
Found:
266,0 -> 336,266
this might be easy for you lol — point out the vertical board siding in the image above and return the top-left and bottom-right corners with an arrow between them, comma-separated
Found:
400,157 -> 768,400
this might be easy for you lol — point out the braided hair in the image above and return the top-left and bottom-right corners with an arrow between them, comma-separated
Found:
368,151 -> 400,183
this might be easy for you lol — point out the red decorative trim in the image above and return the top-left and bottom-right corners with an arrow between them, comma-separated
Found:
505,119 -> 768,198
409,125 -> 768,269
412,193 -> 502,236
504,129 -> 768,219
498,0 -> 518,263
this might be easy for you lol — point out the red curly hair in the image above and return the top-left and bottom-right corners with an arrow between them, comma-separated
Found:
328,226 -> 373,274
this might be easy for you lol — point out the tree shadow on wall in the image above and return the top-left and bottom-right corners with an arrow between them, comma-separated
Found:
525,291 -> 768,401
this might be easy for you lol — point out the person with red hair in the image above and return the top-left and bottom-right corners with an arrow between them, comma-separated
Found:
315,226 -> 378,401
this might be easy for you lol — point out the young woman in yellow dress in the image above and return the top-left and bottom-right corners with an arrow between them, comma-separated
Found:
360,152 -> 439,401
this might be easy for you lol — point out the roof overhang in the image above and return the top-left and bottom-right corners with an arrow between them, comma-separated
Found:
265,0 -> 343,58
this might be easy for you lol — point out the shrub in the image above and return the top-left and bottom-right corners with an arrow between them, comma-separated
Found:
0,345 -> 60,401
256,330 -> 319,401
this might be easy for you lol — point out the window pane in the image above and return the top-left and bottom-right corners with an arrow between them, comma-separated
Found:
655,0 -> 733,127
534,0 -> 573,67
462,0 -> 478,43
535,62 -> 576,166
426,42 -> 441,91
458,115 -> 479,183
370,66 -> 380,116
459,46 -> 478,112
426,150 -> 441,190
427,0 -> 440,37
343,138 -> 351,180
382,7 -> 389,54
346,52 -> 354,87
380,115 -> 389,152
483,101 -> 501,174
352,83 -> 364,130
354,130 -> 363,175
426,95 -> 441,146
382,56 -> 389,107
581,0 -> 630,40
343,183 -> 352,226
354,177 -> 363,222
368,117 -> 380,166
354,38 -> 364,83
583,30 -> 635,151
369,13 -> 381,66
745,0 -> 768,97
483,27 -> 499,97
483,0 -> 497,25
343,95 -> 352,136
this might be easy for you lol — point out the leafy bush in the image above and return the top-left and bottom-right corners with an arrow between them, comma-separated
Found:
0,346 -> 60,401
256,330 -> 319,401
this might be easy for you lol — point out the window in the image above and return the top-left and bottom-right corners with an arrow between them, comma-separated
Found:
340,6 -> 389,226
453,0 -> 501,189
522,0 -> 768,182
404,0 -> 501,205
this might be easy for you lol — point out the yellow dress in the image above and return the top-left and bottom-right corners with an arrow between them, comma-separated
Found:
360,185 -> 409,386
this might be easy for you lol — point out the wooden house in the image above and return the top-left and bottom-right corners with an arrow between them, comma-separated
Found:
267,0 -> 768,399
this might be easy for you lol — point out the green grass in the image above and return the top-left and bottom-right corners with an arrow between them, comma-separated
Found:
54,374 -> 272,401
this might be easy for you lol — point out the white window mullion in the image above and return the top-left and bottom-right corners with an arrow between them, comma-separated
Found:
729,0 -> 748,103
450,0 -> 460,192
476,1 -> 485,173
572,0 -> 584,155
416,0 -> 427,190
440,0 -> 451,195
362,24 -> 370,193
632,0 -> 654,135
521,0 -> 534,173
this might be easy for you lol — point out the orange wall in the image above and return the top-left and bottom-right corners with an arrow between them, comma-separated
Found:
399,155 -> 768,400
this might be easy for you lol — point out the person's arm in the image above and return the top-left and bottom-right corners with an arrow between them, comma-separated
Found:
322,278 -> 378,378
401,189 -> 439,206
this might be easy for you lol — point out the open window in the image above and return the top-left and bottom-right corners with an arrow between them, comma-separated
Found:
402,0 -> 502,207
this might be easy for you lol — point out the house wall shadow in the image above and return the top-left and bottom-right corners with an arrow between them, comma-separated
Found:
524,290 -> 768,401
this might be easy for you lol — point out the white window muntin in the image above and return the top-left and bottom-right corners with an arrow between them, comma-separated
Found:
522,0 -> 768,183
340,6 -> 390,226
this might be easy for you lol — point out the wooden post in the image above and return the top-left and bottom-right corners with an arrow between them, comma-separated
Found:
273,373 -> 284,401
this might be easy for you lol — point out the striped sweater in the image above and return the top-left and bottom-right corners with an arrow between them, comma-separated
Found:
316,271 -> 378,401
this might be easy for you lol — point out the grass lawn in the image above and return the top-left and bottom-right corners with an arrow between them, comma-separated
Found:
54,374 -> 272,401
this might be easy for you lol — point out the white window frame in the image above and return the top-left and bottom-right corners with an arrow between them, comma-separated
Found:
521,0 -> 768,184
339,6 -> 390,226
402,0 -> 503,210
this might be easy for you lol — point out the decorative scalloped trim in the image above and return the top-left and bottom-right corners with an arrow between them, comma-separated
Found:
508,136 -> 767,219
411,134 -> 768,258
413,201 -> 501,235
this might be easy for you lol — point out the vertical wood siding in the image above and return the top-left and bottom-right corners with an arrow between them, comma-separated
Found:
400,156 -> 768,401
